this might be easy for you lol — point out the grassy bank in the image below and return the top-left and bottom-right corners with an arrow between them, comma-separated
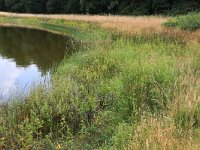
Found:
0,13 -> 200,149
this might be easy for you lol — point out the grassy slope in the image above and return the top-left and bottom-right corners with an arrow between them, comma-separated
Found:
0,14 -> 199,149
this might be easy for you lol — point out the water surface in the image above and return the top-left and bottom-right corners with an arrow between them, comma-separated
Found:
0,27 -> 75,100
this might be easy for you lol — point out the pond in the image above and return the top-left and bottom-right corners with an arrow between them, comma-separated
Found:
0,27 -> 76,100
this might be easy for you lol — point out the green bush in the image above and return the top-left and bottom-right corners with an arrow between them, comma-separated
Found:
165,12 -> 200,31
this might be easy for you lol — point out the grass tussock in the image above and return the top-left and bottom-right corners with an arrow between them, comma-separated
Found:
0,13 -> 199,149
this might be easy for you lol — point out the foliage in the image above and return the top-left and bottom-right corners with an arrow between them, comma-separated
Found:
165,12 -> 200,31
25,0 -> 47,13
46,0 -> 61,14
0,0 -> 200,15
0,0 -> 5,11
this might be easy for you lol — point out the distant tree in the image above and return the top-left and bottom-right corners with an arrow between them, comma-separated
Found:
148,0 -> 154,14
152,0 -> 172,13
66,0 -> 81,13
108,0 -> 119,14
4,0 -> 25,12
46,0 -> 61,13
60,0 -> 68,13
97,0 -> 111,14
1,0 -> 200,15
80,0 -> 110,14
0,0 -> 5,11
25,0 -> 47,13
4,0 -> 16,11
80,0 -> 92,14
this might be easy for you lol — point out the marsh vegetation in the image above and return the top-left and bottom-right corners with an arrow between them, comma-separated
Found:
0,13 -> 199,149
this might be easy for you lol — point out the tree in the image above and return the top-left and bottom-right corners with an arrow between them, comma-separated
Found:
152,0 -> 172,13
60,0 -> 68,13
1,0 -> 200,15
66,0 -> 81,14
25,0 -> 47,13
4,0 -> 16,11
0,0 -> 5,11
4,0 -> 25,12
46,0 -> 61,13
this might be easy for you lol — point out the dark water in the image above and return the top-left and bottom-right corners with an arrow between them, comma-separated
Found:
0,27 -> 75,100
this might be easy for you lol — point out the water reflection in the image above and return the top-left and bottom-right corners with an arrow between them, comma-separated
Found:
0,27 -> 76,100
0,57 -> 42,96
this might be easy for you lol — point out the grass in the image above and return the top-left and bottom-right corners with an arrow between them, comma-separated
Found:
0,13 -> 199,149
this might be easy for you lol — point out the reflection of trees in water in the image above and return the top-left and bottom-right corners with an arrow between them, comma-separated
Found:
0,27 -> 78,74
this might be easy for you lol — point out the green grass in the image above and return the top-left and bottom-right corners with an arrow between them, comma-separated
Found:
165,12 -> 200,31
0,16 -> 200,149
0,16 -> 110,42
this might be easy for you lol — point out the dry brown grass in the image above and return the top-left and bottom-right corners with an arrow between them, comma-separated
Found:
0,11 -> 166,33
128,115 -> 200,150
172,58 -> 200,114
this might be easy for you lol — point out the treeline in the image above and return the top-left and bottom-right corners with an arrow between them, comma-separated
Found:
0,0 -> 200,15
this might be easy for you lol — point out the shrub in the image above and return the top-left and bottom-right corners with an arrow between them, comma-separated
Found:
165,12 -> 200,31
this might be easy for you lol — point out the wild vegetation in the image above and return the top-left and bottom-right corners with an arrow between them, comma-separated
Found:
0,12 -> 200,149
0,0 -> 200,15
165,12 -> 200,31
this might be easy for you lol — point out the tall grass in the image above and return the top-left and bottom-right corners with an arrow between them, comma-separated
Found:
0,14 -> 199,149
